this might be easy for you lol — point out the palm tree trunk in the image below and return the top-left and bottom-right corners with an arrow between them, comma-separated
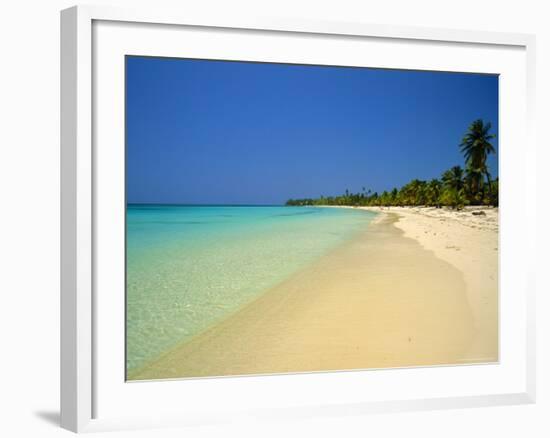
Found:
485,172 -> 492,198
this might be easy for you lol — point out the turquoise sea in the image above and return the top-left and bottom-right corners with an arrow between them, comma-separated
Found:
126,205 -> 376,372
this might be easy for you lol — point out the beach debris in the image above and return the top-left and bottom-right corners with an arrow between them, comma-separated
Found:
471,211 -> 486,216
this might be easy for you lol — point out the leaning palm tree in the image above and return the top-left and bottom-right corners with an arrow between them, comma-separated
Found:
460,119 -> 496,196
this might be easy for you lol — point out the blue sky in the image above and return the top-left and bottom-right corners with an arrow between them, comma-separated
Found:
126,56 -> 498,205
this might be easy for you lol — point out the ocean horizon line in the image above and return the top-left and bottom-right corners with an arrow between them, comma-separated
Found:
126,203 -> 376,371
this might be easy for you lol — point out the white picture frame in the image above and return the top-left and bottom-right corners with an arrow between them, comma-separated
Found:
60,4 -> 536,433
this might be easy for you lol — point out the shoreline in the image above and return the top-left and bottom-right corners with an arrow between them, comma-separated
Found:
129,208 -> 497,380
359,206 -> 498,362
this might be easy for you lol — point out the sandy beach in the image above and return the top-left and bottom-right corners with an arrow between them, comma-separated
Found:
362,206 -> 499,363
129,207 -> 498,380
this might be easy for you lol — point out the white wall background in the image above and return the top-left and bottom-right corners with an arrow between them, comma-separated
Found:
0,0 -> 547,437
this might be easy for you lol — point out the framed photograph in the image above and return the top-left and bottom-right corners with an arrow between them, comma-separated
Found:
61,5 -> 536,433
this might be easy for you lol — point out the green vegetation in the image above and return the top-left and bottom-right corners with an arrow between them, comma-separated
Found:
286,119 -> 498,210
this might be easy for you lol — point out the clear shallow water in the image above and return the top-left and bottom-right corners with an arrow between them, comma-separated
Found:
126,205 -> 376,372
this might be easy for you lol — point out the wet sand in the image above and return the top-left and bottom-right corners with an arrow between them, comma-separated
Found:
129,212 -> 494,381
367,206 -> 498,363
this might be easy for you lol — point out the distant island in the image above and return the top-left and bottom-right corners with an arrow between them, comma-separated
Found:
286,119 -> 498,210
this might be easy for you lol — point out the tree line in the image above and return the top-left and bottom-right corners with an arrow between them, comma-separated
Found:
285,119 -> 498,210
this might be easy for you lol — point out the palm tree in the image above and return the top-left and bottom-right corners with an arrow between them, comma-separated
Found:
442,166 -> 464,192
441,166 -> 466,210
390,188 -> 398,206
464,166 -> 484,204
413,180 -> 427,206
460,119 -> 496,197
426,179 -> 442,207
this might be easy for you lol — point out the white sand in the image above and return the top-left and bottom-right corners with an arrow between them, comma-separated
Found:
129,208 -> 498,380
360,206 -> 498,362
